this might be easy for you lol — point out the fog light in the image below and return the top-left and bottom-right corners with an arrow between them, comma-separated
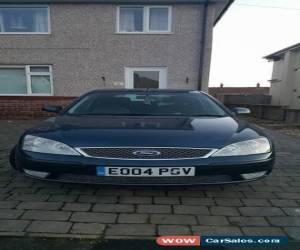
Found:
24,169 -> 50,179
241,171 -> 267,180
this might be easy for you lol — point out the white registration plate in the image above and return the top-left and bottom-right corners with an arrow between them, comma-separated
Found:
96,167 -> 195,177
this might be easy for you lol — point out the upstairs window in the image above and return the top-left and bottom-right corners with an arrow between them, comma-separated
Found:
149,7 -> 169,32
118,6 -> 171,33
119,7 -> 143,32
0,6 -> 49,33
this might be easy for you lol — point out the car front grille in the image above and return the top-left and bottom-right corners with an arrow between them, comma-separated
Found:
77,147 -> 214,160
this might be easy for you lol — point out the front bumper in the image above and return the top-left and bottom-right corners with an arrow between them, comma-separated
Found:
15,147 -> 275,186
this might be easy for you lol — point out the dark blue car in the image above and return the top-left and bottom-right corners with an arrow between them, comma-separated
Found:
10,90 -> 274,185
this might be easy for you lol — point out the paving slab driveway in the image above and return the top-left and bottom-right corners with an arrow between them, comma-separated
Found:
0,120 -> 299,241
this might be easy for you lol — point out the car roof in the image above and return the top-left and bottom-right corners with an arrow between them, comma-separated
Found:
87,89 -> 203,94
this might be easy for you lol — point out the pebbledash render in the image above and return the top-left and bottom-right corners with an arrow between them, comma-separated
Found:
0,0 -> 233,119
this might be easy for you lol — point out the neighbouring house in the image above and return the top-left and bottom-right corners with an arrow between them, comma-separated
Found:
209,84 -> 271,105
264,43 -> 300,110
0,0 -> 233,119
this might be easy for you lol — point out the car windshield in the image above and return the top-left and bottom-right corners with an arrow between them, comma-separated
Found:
66,91 -> 228,117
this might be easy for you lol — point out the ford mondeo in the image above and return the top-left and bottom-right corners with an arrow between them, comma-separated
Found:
10,90 -> 275,185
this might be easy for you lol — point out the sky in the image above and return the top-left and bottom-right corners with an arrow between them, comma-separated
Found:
209,0 -> 300,87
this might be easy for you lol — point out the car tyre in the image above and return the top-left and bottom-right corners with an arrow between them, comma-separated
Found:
9,146 -> 18,170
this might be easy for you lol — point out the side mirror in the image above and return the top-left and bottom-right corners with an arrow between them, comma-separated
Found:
230,107 -> 251,115
42,105 -> 62,113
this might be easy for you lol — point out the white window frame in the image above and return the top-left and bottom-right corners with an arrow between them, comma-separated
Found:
116,6 -> 172,34
0,65 -> 53,96
0,5 -> 51,35
125,67 -> 168,89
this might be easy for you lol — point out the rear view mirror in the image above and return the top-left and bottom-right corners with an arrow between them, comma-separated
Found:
42,105 -> 62,113
230,107 -> 251,115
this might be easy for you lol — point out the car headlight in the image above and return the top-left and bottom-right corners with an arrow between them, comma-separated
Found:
22,135 -> 80,155
212,137 -> 271,157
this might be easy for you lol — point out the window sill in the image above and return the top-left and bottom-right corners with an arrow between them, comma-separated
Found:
115,32 -> 174,35
0,32 -> 51,35
0,94 -> 53,96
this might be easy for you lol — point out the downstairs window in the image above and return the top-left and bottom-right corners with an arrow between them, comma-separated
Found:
0,65 -> 53,95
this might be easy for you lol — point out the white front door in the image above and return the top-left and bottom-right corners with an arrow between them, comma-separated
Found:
125,67 -> 167,89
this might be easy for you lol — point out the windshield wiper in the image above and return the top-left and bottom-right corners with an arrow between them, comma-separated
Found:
72,113 -> 160,116
194,114 -> 227,117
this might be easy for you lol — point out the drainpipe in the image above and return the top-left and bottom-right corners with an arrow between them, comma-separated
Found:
198,0 -> 209,90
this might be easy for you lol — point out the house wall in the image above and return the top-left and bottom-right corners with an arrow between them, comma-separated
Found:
290,50 -> 300,109
270,49 -> 300,109
0,4 -> 216,96
270,58 -> 285,106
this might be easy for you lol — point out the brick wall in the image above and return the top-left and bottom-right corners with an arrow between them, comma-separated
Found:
0,96 -> 77,120
209,87 -> 270,97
